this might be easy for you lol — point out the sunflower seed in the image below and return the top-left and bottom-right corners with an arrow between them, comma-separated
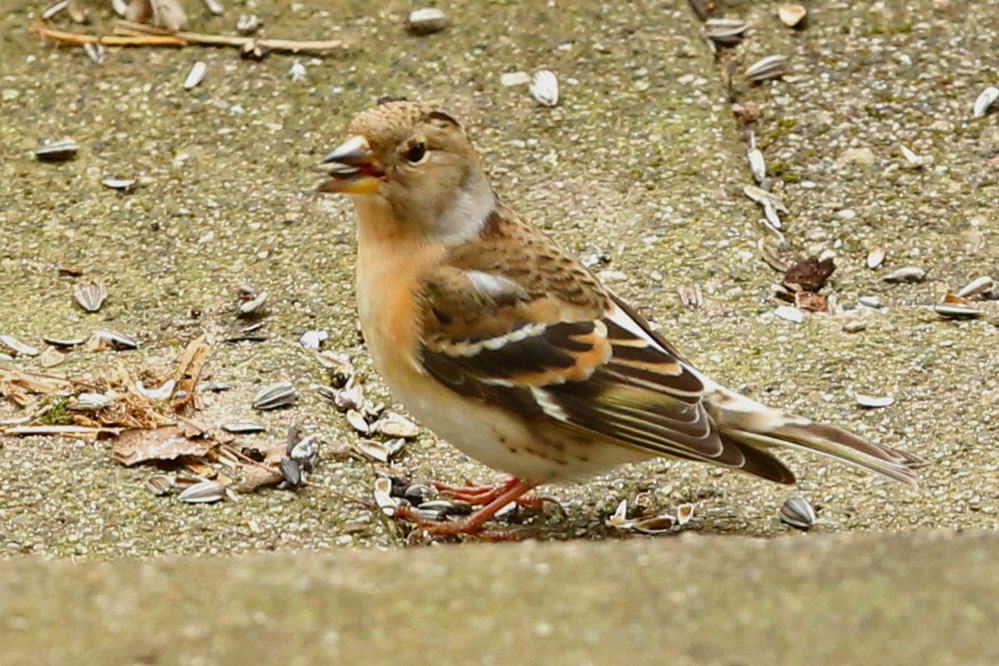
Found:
403,483 -> 436,505
279,458 -> 302,487
418,499 -> 472,517
102,176 -> 136,192
633,514 -> 676,535
145,474 -> 174,496
530,70 -> 559,107
934,301 -> 981,319
252,382 -> 297,410
41,0 -> 68,19
94,329 -> 139,349
373,476 -> 401,515
748,147 -> 766,184
899,144 -> 930,168
883,266 -> 927,284
676,503 -> 695,526
201,0 -> 223,15
972,86 -> 999,119
230,13 -> 259,35
178,480 -> 225,504
779,497 -> 815,529
184,61 -> 207,90
776,4 -> 806,27
111,0 -> 128,16
866,247 -> 885,269
35,139 -> 79,162
83,42 -> 104,64
299,329 -> 327,350
73,282 -> 107,312
762,199 -> 783,230
677,284 -> 703,308
859,296 -> 882,309
221,419 -> 267,434
406,7 -> 448,35
705,17 -> 748,38
774,305 -> 804,324
956,276 -> 994,299
372,413 -> 419,439
855,393 -> 894,408
135,378 -> 175,400
745,55 -> 787,82
346,409 -> 370,435
0,335 -> 39,357
237,287 -> 267,316
69,392 -> 113,411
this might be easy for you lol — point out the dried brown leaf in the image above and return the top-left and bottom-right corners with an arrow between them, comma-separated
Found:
112,425 -> 215,466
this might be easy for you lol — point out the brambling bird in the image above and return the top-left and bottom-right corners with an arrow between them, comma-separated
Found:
318,100 -> 924,536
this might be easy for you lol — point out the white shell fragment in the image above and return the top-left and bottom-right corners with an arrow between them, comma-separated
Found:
956,276 -> 994,299
676,503 -> 695,526
776,4 -> 806,28
102,176 -> 136,192
145,474 -> 173,496
855,393 -> 895,408
605,499 -> 631,529
289,62 -> 306,82
859,296 -> 882,309
236,14 -> 259,34
184,61 -> 207,90
745,55 -> 788,82
934,302 -> 981,319
406,7 -> 448,35
178,480 -> 225,504
252,382 -> 297,410
221,419 -> 267,433
866,247 -> 885,269
530,69 -> 559,107
73,282 -> 107,312
299,329 -> 328,350
69,392 -> 113,411
135,378 -> 176,400
748,147 -> 766,184
201,0 -> 223,16
35,139 -> 79,162
972,86 -> 999,119
237,289 -> 267,315
774,305 -> 804,324
0,335 -> 40,357
94,329 -> 139,349
899,144 -> 931,168
779,497 -> 816,529
500,71 -> 531,87
372,413 -> 419,439
111,0 -> 127,16
373,476 -> 400,515
83,42 -> 104,65
346,409 -> 370,435
882,267 -> 927,284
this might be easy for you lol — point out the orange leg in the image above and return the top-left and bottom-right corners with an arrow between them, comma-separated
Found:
397,478 -> 539,535
430,476 -> 545,508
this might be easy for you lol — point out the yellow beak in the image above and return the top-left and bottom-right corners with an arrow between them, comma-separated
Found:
318,135 -> 383,194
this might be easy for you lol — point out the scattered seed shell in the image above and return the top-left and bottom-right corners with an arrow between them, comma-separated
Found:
677,284 -> 703,308
299,329 -> 327,350
346,409 -> 370,435
235,13 -> 259,34
69,392 -> 113,411
42,0 -> 68,19
373,477 -> 400,515
83,42 -> 104,64
221,419 -> 267,434
956,276 -> 994,299
500,71 -> 531,87
289,436 -> 319,470
605,499 -> 631,529
934,299 -> 981,319
745,55 -> 787,82
135,378 -> 176,400
972,86 -> 999,119
0,335 -> 39,357
37,346 -> 65,368
35,139 -> 79,162
237,288 -> 268,316
842,320 -> 867,334
145,474 -> 174,496
73,282 -> 107,312
530,69 -> 559,107
279,458 -> 302,487
632,515 -> 676,535
774,305 -> 804,324
178,480 -> 225,504
252,382 -> 297,410
748,148 -> 766,184
883,267 -> 927,284
372,413 -> 419,439
184,61 -> 207,90
102,176 -> 136,192
676,503 -> 694,526
776,3 -> 806,27
859,296 -> 882,309
111,0 -> 127,16
42,336 -> 85,348
779,497 -> 816,529
406,7 -> 448,35
855,393 -> 895,408
866,247 -> 885,269
289,62 -> 306,82
201,0 -> 223,15
94,329 -> 139,349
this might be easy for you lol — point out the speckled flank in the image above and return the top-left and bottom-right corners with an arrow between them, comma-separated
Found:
0,0 -> 997,558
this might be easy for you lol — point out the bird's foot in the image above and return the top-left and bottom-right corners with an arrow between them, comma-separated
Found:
431,476 -> 550,511
396,477 -> 540,536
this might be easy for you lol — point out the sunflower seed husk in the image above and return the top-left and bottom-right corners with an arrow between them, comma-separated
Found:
235,13 -> 259,34
346,409 -> 370,435
178,480 -> 225,504
403,482 -> 436,505
289,62 -> 306,82
855,393 -> 894,408
748,148 -> 766,184
632,514 -> 676,535
373,476 -> 401,515
745,55 -> 787,82
762,199 -> 783,230
372,413 -> 419,439
883,266 -> 927,284
934,299 -> 981,319
201,0 -> 223,15
0,335 -> 39,357
69,392 -> 113,411
500,71 -> 531,87
956,276 -> 994,299
743,184 -> 788,213
73,282 -> 107,312
289,435 -> 319,470
899,144 -> 930,168
776,3 -> 806,27
184,61 -> 207,90
83,42 -> 104,64
866,247 -> 885,269
605,499 -> 631,529
418,499 -> 473,517
406,7 -> 448,35
135,378 -> 175,400
530,69 -> 559,107
316,352 -> 354,386
42,336 -> 85,348
236,288 -> 267,316
252,382 -> 297,410
676,503 -> 695,526
774,305 -> 804,324
972,86 -> 999,119
677,284 -> 703,308
111,0 -> 128,16
94,329 -> 139,349
37,346 -> 65,368
102,176 -> 136,192
150,0 -> 186,30
221,419 -> 267,434
145,474 -> 174,496
842,320 -> 867,334
758,238 -> 789,272
779,497 -> 815,529
705,17 -> 748,39
240,41 -> 271,61
41,0 -> 68,19
356,439 -> 389,462
279,457 -> 302,487
859,296 -> 882,309
35,139 -> 79,162
299,329 -> 327,350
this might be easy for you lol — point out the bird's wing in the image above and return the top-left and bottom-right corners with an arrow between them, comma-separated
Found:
416,207 -> 795,483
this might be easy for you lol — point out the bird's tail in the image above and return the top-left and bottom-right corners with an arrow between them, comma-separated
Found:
704,383 -> 925,486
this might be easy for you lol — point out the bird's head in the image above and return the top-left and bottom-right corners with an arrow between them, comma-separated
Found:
318,100 -> 494,241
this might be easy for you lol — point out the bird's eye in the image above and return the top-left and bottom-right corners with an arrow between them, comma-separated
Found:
406,141 -> 427,164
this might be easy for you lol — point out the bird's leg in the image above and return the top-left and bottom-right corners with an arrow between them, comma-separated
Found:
431,476 -> 548,510
397,477 -> 540,535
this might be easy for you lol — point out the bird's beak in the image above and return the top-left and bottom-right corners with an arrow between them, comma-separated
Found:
317,135 -> 383,194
